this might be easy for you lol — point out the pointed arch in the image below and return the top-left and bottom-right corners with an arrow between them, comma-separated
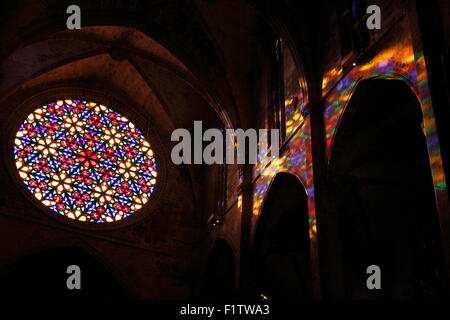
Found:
328,79 -> 448,299
251,172 -> 313,299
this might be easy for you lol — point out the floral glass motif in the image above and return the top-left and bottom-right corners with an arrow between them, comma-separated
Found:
13,99 -> 157,223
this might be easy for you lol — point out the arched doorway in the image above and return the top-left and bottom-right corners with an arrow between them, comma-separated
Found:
200,239 -> 236,300
0,246 -> 129,299
329,79 -> 448,299
251,172 -> 312,300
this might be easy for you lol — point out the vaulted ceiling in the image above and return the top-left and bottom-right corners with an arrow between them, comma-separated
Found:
0,2 -> 281,274
0,0 -> 334,296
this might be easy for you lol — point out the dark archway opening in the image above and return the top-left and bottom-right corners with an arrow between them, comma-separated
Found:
0,246 -> 129,299
251,172 -> 312,300
329,79 -> 448,299
199,239 -> 236,300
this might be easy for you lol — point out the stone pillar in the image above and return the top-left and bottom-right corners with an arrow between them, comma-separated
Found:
408,0 -> 450,291
238,164 -> 254,298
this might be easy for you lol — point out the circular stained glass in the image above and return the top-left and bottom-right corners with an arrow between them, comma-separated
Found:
13,99 -> 157,223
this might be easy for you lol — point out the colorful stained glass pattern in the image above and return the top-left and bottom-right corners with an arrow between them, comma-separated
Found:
13,99 -> 157,223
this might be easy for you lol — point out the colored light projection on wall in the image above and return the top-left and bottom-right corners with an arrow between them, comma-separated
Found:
284,80 -> 308,137
13,99 -> 157,223
252,45 -> 315,243
253,117 -> 316,241
251,33 -> 448,255
283,44 -> 309,138
414,51 -> 448,210
252,115 -> 319,289
322,67 -> 343,97
284,92 -> 306,137
323,35 -> 447,199
323,37 -> 417,157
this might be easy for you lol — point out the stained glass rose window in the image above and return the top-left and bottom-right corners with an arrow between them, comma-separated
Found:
13,99 -> 157,223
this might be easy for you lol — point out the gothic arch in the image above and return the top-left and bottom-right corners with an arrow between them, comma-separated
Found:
199,238 -> 236,300
328,79 -> 448,299
251,172 -> 313,300
0,242 -> 132,299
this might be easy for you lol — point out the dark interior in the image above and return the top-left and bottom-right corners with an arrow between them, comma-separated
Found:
329,79 -> 448,299
252,173 -> 313,300
0,246 -> 129,299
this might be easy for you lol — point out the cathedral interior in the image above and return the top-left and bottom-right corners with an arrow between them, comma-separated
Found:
0,0 -> 450,300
